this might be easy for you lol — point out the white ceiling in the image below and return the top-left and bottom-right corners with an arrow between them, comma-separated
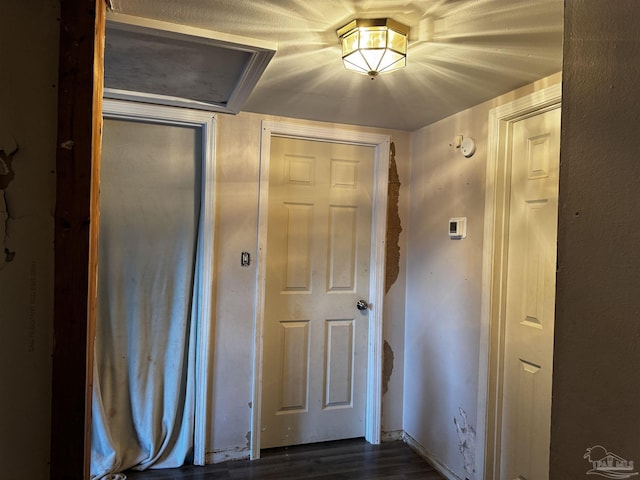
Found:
107,0 -> 564,131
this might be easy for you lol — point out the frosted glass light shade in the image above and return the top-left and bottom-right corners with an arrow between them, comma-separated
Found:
337,18 -> 409,78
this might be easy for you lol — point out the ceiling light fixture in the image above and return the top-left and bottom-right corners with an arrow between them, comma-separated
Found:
337,18 -> 409,79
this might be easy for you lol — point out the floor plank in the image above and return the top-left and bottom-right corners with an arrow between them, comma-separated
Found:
123,439 -> 446,480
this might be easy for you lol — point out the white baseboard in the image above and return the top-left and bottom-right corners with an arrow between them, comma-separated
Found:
381,430 -> 404,442
205,446 -> 250,464
402,432 -> 462,480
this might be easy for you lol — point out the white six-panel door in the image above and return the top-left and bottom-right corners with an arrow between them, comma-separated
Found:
260,137 -> 374,448
500,107 -> 561,480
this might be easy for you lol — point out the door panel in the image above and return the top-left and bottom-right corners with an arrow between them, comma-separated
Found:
283,202 -> 313,291
279,321 -> 309,412
328,206 -> 357,290
261,137 -> 373,448
500,107 -> 560,480
324,319 -> 355,408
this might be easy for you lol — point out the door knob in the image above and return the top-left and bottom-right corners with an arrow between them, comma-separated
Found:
356,300 -> 369,311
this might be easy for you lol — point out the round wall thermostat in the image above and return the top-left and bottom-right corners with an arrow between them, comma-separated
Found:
460,137 -> 476,157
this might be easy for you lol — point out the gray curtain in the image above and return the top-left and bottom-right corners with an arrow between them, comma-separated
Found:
91,119 -> 202,479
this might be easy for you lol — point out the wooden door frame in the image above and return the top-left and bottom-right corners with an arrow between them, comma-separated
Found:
475,83 -> 562,479
250,121 -> 390,459
101,98 -> 218,466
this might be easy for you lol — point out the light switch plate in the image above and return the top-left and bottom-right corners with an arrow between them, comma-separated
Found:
449,217 -> 467,239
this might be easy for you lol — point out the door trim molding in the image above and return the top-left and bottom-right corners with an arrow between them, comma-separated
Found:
101,99 -> 217,466
475,83 -> 562,479
251,121 -> 390,459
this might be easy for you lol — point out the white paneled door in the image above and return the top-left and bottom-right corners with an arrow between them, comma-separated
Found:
500,107 -> 561,480
261,137 -> 374,448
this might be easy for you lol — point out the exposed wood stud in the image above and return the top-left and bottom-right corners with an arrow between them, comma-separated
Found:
51,0 -> 105,478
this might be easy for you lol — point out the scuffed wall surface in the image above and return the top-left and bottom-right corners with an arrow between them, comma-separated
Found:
207,112 -> 262,461
405,101 -> 487,479
551,3 -> 640,478
404,73 -> 562,479
209,112 -> 410,458
0,1 -> 59,478
454,407 -> 476,477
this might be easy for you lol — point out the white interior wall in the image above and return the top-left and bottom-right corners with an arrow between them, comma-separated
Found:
0,2 -> 59,479
209,111 -> 410,461
404,72 -> 562,479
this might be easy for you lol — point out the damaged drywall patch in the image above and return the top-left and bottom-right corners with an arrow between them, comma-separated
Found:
382,340 -> 394,395
207,445 -> 251,464
0,141 -> 19,269
0,191 -> 10,266
0,135 -> 18,188
454,407 -> 476,476
385,142 -> 402,294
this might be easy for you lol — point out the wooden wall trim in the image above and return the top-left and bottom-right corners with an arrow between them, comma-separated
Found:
51,1 -> 105,478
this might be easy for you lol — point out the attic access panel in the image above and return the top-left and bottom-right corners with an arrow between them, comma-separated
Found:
104,14 -> 276,114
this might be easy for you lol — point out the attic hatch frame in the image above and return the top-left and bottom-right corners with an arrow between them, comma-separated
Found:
104,13 -> 276,114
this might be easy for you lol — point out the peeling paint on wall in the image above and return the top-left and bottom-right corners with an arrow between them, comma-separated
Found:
454,407 -> 476,476
0,191 -> 9,267
245,431 -> 251,448
385,142 -> 402,294
0,134 -> 18,182
0,144 -> 18,270
382,340 -> 395,396
0,151 -> 16,187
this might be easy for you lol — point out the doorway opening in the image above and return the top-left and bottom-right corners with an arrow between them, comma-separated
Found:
92,99 -> 217,475
476,84 -> 562,479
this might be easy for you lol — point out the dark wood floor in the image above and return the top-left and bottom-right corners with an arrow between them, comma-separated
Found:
124,438 -> 446,479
